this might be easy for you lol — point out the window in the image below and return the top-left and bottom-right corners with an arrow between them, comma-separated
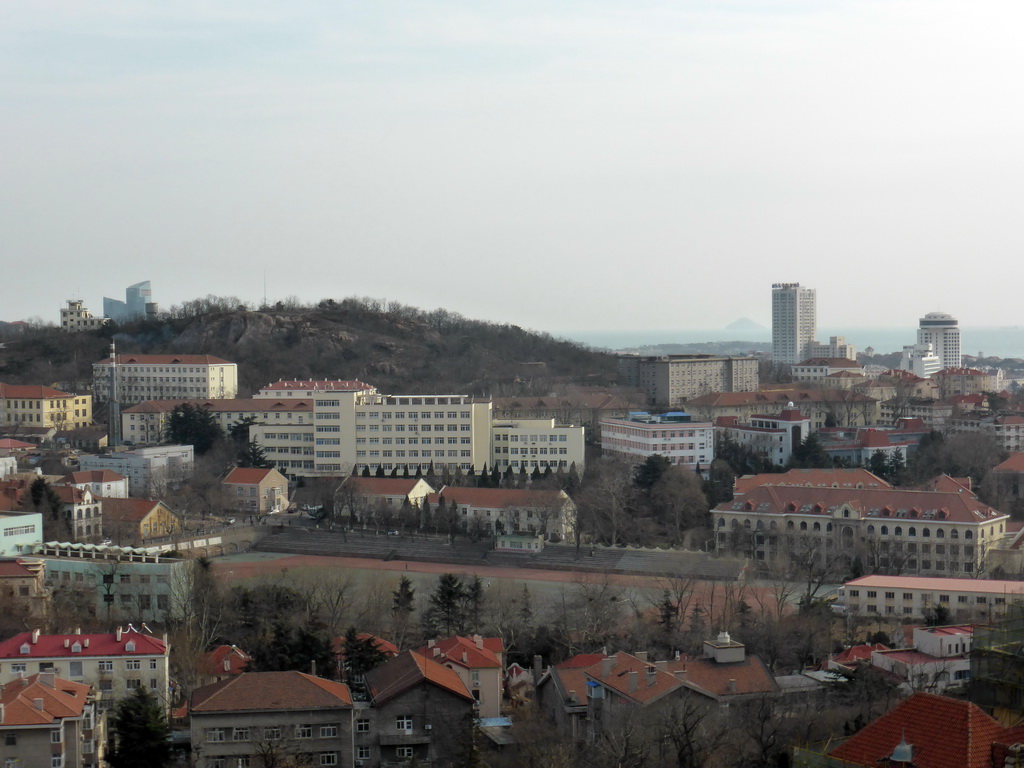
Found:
396,716 -> 413,733
939,594 -> 950,603
884,592 -> 895,599
866,591 -> 877,599
396,747 -> 415,759
126,660 -> 141,671
356,719 -> 370,732
320,725 -> 338,738
208,728 -> 226,742
296,724 -> 312,739
126,679 -> 141,689
51,729 -> 62,743
903,593 -> 913,600
319,755 -> 338,767
357,747 -> 371,760
264,727 -> 281,740
4,735 -> 14,746
958,595 -> 968,603
233,727 -> 250,741
11,663 -> 26,674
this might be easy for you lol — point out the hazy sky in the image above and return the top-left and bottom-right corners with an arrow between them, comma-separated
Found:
4,1 -> 1024,335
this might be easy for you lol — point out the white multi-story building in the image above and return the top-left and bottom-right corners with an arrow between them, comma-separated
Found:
122,397 -> 314,446
772,283 -> 817,366
249,381 -> 493,477
0,627 -> 171,713
78,446 -> 194,497
600,412 -> 714,472
917,312 -> 961,371
60,299 -> 109,333
715,406 -> 810,467
809,336 -> 857,361
900,343 -> 942,378
92,354 -> 238,404
491,418 -> 585,474
837,575 -> 1024,621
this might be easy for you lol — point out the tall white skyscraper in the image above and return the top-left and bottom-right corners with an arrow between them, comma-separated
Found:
772,283 -> 817,365
917,312 -> 961,370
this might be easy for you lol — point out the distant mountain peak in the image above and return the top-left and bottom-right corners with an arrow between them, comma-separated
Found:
725,317 -> 767,331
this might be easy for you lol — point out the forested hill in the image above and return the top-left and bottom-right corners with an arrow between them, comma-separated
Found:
0,297 -> 617,397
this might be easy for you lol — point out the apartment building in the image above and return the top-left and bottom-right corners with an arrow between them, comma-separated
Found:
932,367 -> 1003,399
60,299 -> 109,333
715,485 -> 1009,576
837,575 -> 1024,621
122,397 -> 313,446
790,358 -> 866,383
92,354 -> 238,404
0,628 -> 171,713
490,418 -> 585,474
416,635 -> 504,718
772,282 -> 817,365
600,411 -> 714,472
62,470 -> 128,499
714,406 -> 811,467
685,389 -> 879,430
0,384 -> 93,432
78,445 -> 193,497
917,312 -> 961,370
808,336 -> 857,361
0,673 -> 103,768
617,354 -> 759,407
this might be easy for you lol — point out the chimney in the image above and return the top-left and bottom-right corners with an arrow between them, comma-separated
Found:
83,639 -> 89,648
116,627 -> 122,642
727,679 -> 737,694
74,627 -> 81,635
655,660 -> 669,671
428,638 -> 436,648
31,629 -> 39,644
33,698 -> 44,711
311,660 -> 317,677
674,650 -> 681,661
568,690 -> 578,703
474,635 -> 484,649
39,673 -> 54,689
646,666 -> 657,688
635,651 -> 648,663
432,648 -> 440,658
462,651 -> 468,664
602,657 -> 614,678
63,639 -> 70,648
0,703 -> 4,723
628,670 -> 638,693
674,664 -> 688,682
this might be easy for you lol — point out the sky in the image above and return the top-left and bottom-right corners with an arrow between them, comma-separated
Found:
4,1 -> 1024,336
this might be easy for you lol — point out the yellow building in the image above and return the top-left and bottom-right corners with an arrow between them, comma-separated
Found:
0,383 -> 93,432
102,498 -> 180,545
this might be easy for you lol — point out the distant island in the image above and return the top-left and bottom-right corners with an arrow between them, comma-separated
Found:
725,317 -> 767,332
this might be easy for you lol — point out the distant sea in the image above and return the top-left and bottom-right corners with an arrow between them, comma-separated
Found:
560,326 -> 1024,360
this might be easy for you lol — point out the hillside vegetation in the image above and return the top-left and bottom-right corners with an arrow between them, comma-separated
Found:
0,296 -> 617,397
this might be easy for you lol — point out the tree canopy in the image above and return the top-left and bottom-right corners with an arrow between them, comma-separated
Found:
108,686 -> 171,768
165,403 -> 224,455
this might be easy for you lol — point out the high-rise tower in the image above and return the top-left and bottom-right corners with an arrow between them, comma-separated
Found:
917,312 -> 961,370
772,283 -> 817,366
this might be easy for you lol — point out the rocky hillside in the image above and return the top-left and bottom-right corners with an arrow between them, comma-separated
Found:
0,298 -> 617,397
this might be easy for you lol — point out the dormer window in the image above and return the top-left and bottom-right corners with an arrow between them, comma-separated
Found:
125,641 -> 136,653
71,643 -> 81,654
19,645 -> 30,655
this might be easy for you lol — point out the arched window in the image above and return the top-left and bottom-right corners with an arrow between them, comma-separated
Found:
718,518 -> 725,528
881,526 -> 888,535
951,529 -> 959,539
922,528 -> 930,537
908,527 -> 916,537
770,520 -> 778,531
895,526 -> 903,536
786,521 -> 795,531
744,520 -> 752,529
965,530 -> 974,540
800,521 -> 808,531
756,520 -> 764,531
813,522 -> 821,532
826,522 -> 833,532
936,529 -> 945,538
867,524 -> 875,534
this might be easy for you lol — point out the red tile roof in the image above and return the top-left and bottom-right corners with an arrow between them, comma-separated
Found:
96,354 -> 233,365
0,674 -> 90,725
223,467 -> 285,485
341,477 -> 430,496
261,380 -> 374,392
0,629 -> 167,659
0,439 -> 35,450
191,671 -> 352,712
0,560 -> 38,579
101,497 -> 167,524
993,454 -> 1024,474
417,636 -> 503,670
200,645 -> 252,678
845,575 -> 1024,596
830,692 -> 1007,768
364,651 -> 474,705
332,633 -> 399,660
734,468 -> 890,494
833,643 -> 888,665
65,470 -> 126,484
123,398 -> 313,414
686,389 -> 876,408
0,383 -> 75,399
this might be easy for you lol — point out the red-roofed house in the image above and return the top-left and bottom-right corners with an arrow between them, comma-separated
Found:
62,470 -> 128,500
417,635 -> 505,717
825,691 -> 1011,768
336,476 -> 435,525
199,645 -> 252,685
222,467 -> 288,515
0,672 -> 103,768
0,627 -> 169,713
190,671 -> 352,768
426,486 -> 575,540
101,498 -> 180,545
868,625 -> 973,694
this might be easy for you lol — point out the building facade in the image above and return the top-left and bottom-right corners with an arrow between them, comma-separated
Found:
60,300 -> 109,333
122,397 -> 313,446
837,575 -> 1024,621
600,412 -> 714,472
772,283 -> 817,366
917,312 -> 962,371
490,418 -> 585,474
808,336 -> 857,361
715,407 -> 811,467
0,384 -> 93,432
92,354 -> 238,404
78,446 -> 194,497
102,281 -> 155,324
617,354 -> 759,407
222,467 -> 289,515
900,343 -> 942,378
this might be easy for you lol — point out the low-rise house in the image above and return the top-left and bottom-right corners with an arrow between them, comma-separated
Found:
0,672 -> 103,768
62,470 -> 128,499
837,575 -> 1024,621
362,651 -> 477,767
222,467 -> 289,515
336,477 -> 434,525
0,627 -> 170,713
199,645 -> 252,685
425,486 -> 575,540
0,558 -> 48,621
791,357 -> 866,383
53,485 -> 103,541
101,498 -> 181,545
417,635 -> 505,718
868,625 -> 973,694
190,671 -> 352,768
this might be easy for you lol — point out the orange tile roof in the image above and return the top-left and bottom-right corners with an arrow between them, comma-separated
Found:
341,477 -> 430,496
65,470 -> 126,484
994,453 -> 1024,474
830,692 -> 1007,768
734,468 -> 890,494
200,645 -> 252,678
364,651 -> 474,705
582,653 -> 683,704
101,497 -> 167,524
0,674 -> 90,725
686,389 -> 876,407
416,636 -> 503,670
332,633 -> 399,659
670,654 -> 778,698
719,484 -> 1005,525
0,383 -> 75,399
223,467 -> 285,485
191,671 -> 352,712
846,575 -> 1024,595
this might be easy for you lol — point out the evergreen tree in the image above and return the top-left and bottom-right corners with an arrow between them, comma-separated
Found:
402,465 -> 411,479
503,465 -> 515,488
237,439 -> 271,468
490,464 -> 502,488
165,403 -> 223,455
361,466 -> 371,477
227,415 -> 258,446
530,466 -> 542,483
393,575 -> 415,614
423,573 -> 467,636
340,626 -> 388,690
108,687 -> 171,768
248,618 -> 333,675
375,465 -> 386,478
27,477 -> 68,540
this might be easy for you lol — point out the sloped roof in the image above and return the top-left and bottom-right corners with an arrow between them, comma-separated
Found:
734,468 -> 890,494
845,575 -> 1024,595
993,453 -> 1024,474
223,467 -> 285,486
365,651 -> 474,706
671,655 -> 778,699
0,560 -> 38,579
686,389 -> 876,408
0,674 -> 90,725
426,487 -> 567,510
332,633 -> 399,660
123,398 -> 312,414
101,497 -> 168,524
416,636 -> 503,670
582,652 -> 683,705
830,692 -> 1007,768
0,629 -> 167,660
833,643 -> 888,666
261,380 -> 374,392
0,383 -> 74,399
0,439 -> 35,450
341,477 -> 431,496
191,671 -> 352,712
65,470 -> 127,484
200,645 -> 252,678
96,354 -> 234,365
